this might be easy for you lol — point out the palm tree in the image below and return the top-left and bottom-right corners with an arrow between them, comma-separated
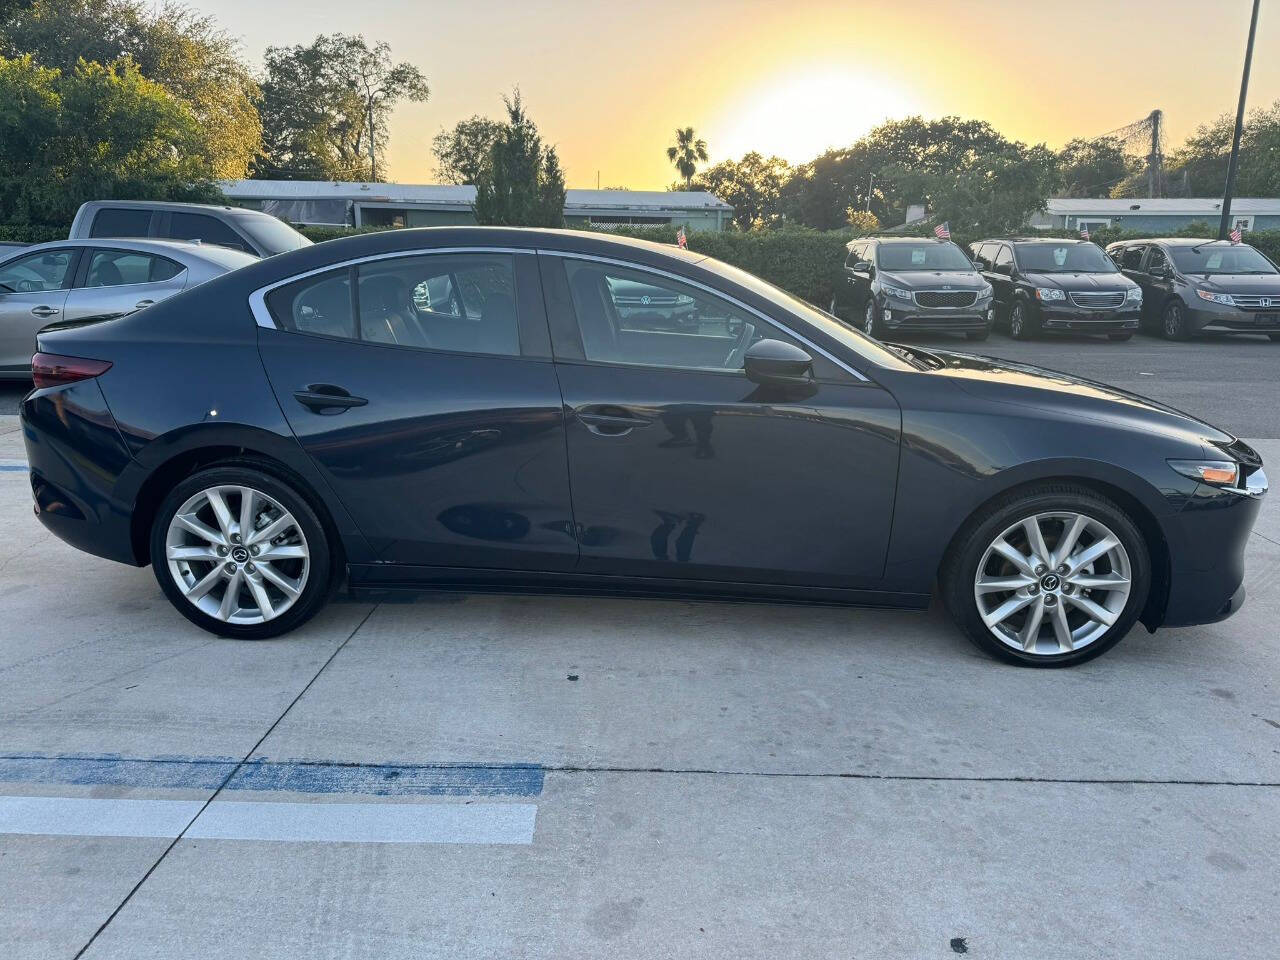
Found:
667,127 -> 709,188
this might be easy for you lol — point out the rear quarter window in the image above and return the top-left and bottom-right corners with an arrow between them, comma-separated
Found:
89,208 -> 153,238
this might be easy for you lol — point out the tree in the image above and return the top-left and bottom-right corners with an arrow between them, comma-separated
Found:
257,33 -> 428,181
1,0 -> 261,179
690,152 -> 790,229
844,209 -> 880,233
473,91 -> 565,227
667,127 -> 708,188
0,54 -> 219,226
432,115 -> 504,184
1159,99 -> 1280,198
1057,136 -> 1136,197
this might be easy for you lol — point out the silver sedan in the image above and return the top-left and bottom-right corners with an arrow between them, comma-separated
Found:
0,239 -> 257,379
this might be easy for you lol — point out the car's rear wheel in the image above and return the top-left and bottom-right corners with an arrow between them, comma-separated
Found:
942,484 -> 1150,666
1009,302 -> 1036,340
150,465 -> 333,638
1162,301 -> 1190,340
863,299 -> 882,338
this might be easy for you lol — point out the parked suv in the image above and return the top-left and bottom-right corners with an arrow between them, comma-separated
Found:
831,237 -> 994,340
971,238 -> 1141,340
1106,238 -> 1280,341
69,201 -> 311,259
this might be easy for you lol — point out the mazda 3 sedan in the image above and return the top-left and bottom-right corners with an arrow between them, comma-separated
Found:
20,228 -> 1267,665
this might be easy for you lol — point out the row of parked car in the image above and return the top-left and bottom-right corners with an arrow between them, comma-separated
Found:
0,201 -> 312,380
830,234 -> 1280,343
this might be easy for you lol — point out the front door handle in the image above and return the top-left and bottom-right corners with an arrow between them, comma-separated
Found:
293,384 -> 368,414
575,405 -> 651,436
30,306 -> 58,318
135,299 -> 155,310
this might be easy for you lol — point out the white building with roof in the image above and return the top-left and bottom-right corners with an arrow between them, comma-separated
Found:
218,180 -> 733,232
1030,197 -> 1280,235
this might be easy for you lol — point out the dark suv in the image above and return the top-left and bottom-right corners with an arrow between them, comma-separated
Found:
1106,238 -> 1280,341
831,237 -> 993,340
971,237 -> 1142,340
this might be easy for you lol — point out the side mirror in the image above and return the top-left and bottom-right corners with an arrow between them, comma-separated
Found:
744,339 -> 813,386
851,260 -> 873,274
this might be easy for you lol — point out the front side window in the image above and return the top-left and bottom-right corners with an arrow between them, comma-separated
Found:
166,213 -> 251,253
562,259 -> 843,377
993,245 -> 1014,272
1013,243 -> 1117,274
89,208 -> 152,238
1119,246 -> 1145,270
877,242 -> 974,272
85,250 -> 184,287
0,249 -> 75,293
1147,247 -> 1170,274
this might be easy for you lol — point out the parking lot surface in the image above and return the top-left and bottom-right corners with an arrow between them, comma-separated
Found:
1,334 -> 1278,959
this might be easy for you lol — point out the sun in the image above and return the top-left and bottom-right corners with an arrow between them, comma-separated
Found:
712,65 -> 924,167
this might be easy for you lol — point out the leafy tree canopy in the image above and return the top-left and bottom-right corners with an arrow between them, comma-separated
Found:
432,115 -> 505,185
473,91 -> 565,228
667,127 -> 708,189
1057,136 -> 1136,197
1156,99 -> 1280,198
689,152 -> 790,230
1,0 -> 260,178
256,33 -> 428,182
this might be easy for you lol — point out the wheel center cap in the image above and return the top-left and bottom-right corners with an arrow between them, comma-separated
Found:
1040,573 -> 1061,592
231,546 -> 250,563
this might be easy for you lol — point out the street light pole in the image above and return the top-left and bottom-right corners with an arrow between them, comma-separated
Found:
1219,0 -> 1262,240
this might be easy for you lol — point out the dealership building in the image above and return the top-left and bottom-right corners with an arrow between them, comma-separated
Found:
218,180 -> 733,232
1030,197 -> 1280,236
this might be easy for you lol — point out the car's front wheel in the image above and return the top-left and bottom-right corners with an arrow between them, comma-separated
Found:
863,299 -> 882,338
942,484 -> 1150,666
1009,302 -> 1037,340
1162,300 -> 1191,340
150,464 -> 333,638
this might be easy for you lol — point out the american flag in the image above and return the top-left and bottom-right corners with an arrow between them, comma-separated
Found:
1079,225 -> 1090,240
1230,226 -> 1243,244
676,227 -> 687,249
934,222 -> 950,240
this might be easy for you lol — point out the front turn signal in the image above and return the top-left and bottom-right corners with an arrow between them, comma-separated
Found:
1168,459 -> 1240,487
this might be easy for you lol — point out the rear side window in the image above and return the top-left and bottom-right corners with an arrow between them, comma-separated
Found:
165,213 -> 251,253
85,250 -> 184,287
89,208 -> 152,238
266,269 -> 356,339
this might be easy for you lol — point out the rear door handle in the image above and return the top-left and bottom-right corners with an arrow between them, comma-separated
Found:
30,306 -> 58,318
575,405 -> 651,436
293,384 -> 368,414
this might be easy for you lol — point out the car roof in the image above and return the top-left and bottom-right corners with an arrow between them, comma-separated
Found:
1109,237 -> 1223,247
0,237 -> 258,265
78,200 -> 277,219
984,237 -> 1093,244
844,236 -> 958,250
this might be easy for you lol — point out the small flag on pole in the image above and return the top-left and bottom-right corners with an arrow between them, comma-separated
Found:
933,222 -> 950,240
1079,225 -> 1090,240
676,227 -> 688,249
1229,226 -> 1243,244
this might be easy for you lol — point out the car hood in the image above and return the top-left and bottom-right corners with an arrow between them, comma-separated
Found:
1022,271 -> 1137,292
910,347 -> 1235,449
881,271 -> 987,291
1192,273 -> 1280,293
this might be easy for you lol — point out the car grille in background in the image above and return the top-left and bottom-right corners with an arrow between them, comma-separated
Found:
914,290 -> 977,308
614,295 -> 683,307
1068,291 -> 1126,309
1231,295 -> 1280,311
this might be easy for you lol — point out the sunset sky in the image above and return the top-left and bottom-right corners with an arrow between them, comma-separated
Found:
191,0 -> 1277,188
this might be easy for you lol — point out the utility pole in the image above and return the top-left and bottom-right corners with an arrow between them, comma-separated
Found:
1220,0 -> 1262,240
1147,110 -> 1163,198
367,87 -> 377,182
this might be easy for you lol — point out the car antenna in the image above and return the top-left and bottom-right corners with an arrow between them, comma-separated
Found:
1190,239 -> 1224,254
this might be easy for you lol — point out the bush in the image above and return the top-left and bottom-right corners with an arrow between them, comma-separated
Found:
0,223 -> 66,244
297,224 -> 405,244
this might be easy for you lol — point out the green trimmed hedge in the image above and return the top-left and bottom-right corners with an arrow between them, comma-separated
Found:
0,223 -> 67,244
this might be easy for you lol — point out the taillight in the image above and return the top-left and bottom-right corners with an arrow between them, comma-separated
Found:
31,353 -> 112,390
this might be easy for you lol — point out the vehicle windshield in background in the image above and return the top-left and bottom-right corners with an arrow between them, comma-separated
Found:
1014,243 -> 1117,273
235,214 -> 313,255
1169,244 -> 1277,275
876,242 -> 974,272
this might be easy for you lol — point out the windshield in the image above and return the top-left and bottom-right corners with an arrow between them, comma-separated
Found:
705,257 -> 917,372
1169,243 -> 1277,275
234,214 -> 313,256
876,242 -> 974,272
1014,243 -> 1117,274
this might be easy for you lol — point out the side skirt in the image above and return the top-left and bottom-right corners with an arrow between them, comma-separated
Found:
346,563 -> 931,611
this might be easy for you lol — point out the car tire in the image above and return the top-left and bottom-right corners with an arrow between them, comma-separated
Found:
1107,333 -> 1134,341
150,463 -> 334,639
828,295 -> 840,319
1009,302 -> 1037,340
863,299 -> 883,338
1162,300 -> 1191,341
941,483 -> 1150,667
965,328 -> 990,342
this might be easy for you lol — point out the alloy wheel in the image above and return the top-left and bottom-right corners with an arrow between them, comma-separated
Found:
972,511 -> 1131,657
864,301 -> 876,335
164,484 -> 310,625
1010,304 -> 1024,337
1164,303 -> 1182,339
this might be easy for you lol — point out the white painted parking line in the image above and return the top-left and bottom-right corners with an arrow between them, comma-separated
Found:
188,800 -> 537,845
0,795 -> 537,845
0,796 -> 202,839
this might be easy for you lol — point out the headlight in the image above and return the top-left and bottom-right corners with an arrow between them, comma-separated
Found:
1035,287 -> 1065,301
881,283 -> 913,302
979,283 -> 993,298
1126,287 -> 1142,302
1168,459 -> 1240,487
1196,289 -> 1235,306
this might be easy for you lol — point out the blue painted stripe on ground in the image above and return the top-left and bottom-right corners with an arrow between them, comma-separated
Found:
0,754 -> 544,797
0,464 -> 27,472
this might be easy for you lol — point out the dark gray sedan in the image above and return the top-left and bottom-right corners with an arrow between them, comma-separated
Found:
0,239 -> 257,379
